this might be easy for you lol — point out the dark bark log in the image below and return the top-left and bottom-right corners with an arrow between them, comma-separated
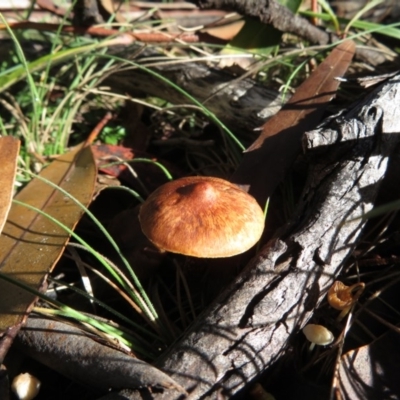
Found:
197,0 -> 330,45
104,46 -> 283,139
100,74 -> 400,399
73,0 -> 103,26
16,316 -> 185,394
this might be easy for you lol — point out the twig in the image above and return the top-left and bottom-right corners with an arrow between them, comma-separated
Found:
0,21 -> 201,43
191,0 -> 388,65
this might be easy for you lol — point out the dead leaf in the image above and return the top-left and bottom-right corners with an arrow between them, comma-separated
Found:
92,144 -> 179,192
0,136 -> 19,235
92,143 -> 135,178
202,18 -> 245,40
232,40 -> 356,205
0,145 -> 97,335
98,0 -> 126,23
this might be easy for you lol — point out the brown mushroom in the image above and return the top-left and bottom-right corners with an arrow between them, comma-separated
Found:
327,281 -> 365,321
139,176 -> 265,258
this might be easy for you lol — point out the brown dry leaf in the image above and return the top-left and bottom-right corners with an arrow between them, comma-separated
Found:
92,143 -> 135,178
232,40 -> 356,204
98,0 -> 126,23
0,144 -> 97,334
0,136 -> 19,235
201,18 -> 245,40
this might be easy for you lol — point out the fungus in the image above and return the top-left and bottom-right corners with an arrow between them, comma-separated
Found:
327,281 -> 365,321
302,324 -> 334,351
139,176 -> 265,258
11,372 -> 41,400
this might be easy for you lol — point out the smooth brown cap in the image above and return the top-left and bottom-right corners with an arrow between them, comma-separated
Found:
139,176 -> 265,258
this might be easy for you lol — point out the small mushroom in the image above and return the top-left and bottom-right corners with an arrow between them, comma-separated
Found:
139,176 -> 265,258
327,281 -> 365,321
302,324 -> 334,351
11,372 -> 41,400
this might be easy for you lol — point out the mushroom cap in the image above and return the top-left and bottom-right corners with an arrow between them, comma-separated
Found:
302,324 -> 334,346
139,176 -> 265,258
327,281 -> 365,310
11,372 -> 41,400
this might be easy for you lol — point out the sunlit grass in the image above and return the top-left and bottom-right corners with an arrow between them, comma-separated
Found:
0,0 -> 397,371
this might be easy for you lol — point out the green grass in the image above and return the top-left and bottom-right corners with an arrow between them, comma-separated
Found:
0,5 -> 247,357
0,0 -> 398,368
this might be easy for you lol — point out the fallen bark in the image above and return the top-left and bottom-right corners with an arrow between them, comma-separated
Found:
15,316 -> 185,394
0,39 -> 283,138
104,45 -> 283,138
103,73 -> 400,399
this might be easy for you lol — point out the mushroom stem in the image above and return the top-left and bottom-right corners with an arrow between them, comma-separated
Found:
308,342 -> 316,352
337,308 -> 348,321
302,324 -> 334,352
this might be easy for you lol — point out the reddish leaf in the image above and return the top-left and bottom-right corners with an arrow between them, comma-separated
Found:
92,143 -> 135,177
92,144 -> 178,192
